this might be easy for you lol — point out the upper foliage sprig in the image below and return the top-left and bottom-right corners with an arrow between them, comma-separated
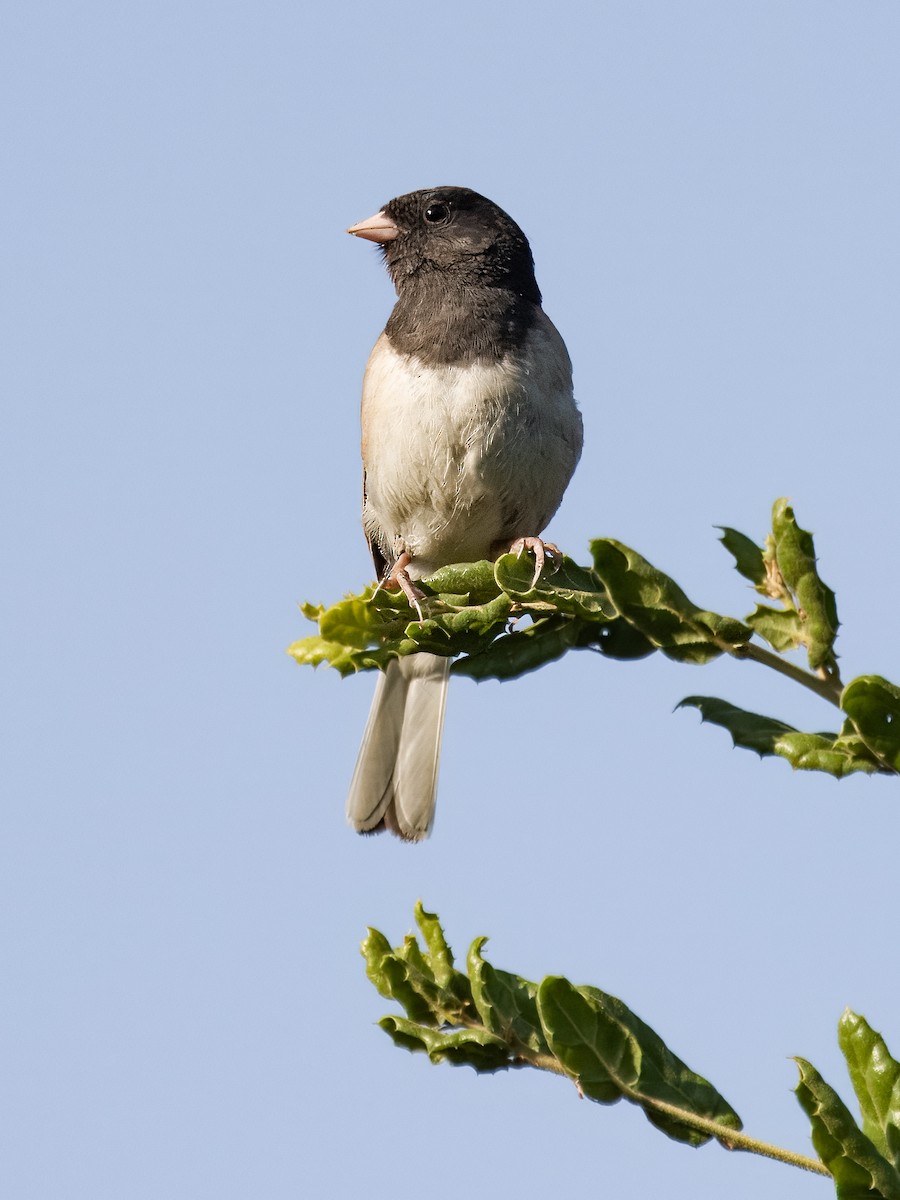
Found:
290,499 -> 900,779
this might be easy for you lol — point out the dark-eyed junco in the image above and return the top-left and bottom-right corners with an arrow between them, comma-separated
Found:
345,186 -> 583,840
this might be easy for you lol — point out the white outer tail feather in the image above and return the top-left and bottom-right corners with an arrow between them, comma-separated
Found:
346,654 -> 450,841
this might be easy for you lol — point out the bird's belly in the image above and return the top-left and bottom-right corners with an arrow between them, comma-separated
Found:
361,334 -> 581,576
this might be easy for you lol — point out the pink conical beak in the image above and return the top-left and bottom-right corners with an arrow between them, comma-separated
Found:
347,210 -> 400,244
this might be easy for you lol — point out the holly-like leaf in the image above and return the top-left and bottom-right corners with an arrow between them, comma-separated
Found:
794,1058 -> 900,1199
413,901 -> 455,978
771,499 -> 840,672
452,616 -> 582,680
537,977 -> 741,1146
591,539 -> 750,664
467,938 -> 549,1056
774,731 -> 882,777
839,1011 -> 900,1172
360,927 -> 437,1025
494,553 -> 614,621
678,695 -> 798,755
745,605 -> 808,653
422,560 -> 504,602
841,676 -> 900,773
583,617 -> 657,660
717,526 -> 766,586
360,907 -> 472,1028
289,574 -> 513,676
379,1016 -> 512,1071
678,697 -> 882,778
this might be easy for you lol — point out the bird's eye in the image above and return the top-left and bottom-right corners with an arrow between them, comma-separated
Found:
424,201 -> 451,225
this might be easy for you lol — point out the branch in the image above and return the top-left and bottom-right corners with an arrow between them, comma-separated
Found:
732,640 -> 843,707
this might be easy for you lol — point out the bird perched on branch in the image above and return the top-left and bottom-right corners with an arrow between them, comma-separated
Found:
346,186 -> 583,840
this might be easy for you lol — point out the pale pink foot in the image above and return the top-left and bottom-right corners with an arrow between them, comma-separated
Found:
375,551 -> 426,621
506,537 -> 561,588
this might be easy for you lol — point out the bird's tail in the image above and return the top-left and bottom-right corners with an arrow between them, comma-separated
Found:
346,653 -> 450,841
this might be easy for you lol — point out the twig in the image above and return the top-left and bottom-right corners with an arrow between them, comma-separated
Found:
731,641 -> 843,708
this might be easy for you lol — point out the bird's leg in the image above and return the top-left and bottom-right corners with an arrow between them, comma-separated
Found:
504,537 -> 562,589
374,551 -> 426,622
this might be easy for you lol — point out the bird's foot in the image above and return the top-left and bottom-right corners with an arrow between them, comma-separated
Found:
505,536 -> 562,589
373,552 -> 426,621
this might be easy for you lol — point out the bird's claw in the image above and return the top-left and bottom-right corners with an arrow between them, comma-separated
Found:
373,552 -> 426,621
507,537 -> 562,589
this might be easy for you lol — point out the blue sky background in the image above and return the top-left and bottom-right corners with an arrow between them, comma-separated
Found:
3,3 -> 899,1197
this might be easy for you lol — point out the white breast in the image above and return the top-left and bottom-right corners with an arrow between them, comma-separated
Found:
361,312 -> 582,578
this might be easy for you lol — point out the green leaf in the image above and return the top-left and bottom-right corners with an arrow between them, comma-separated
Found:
378,1016 -> 512,1071
288,587 -> 417,675
841,676 -> 900,772
678,697 -> 882,777
467,938 -> 550,1056
360,927 -> 397,1001
318,592 -> 408,650
717,526 -> 766,585
289,573 -> 515,676
360,910 -> 473,1028
406,592 -> 513,649
494,553 -> 615,621
678,695 -> 798,755
582,618 -> 657,659
286,633 -> 384,676
413,901 -> 471,1005
794,1058 -> 900,1199
537,977 -> 741,1146
422,559 -> 503,602
774,731 -> 881,777
591,539 -> 751,664
452,616 -> 582,680
771,499 -> 840,672
839,1011 -> 900,1172
360,927 -> 437,1025
395,926 -> 472,1020
745,604 -> 808,653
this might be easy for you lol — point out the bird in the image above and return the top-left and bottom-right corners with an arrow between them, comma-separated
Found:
345,186 -> 583,840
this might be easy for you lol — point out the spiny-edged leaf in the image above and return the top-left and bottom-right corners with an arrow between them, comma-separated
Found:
361,915 -> 471,1027
678,697 -> 882,778
404,593 -> 513,652
394,936 -> 471,1022
319,590 -> 412,649
583,617 -> 657,660
452,616 -> 582,680
537,977 -> 741,1146
537,977 -> 630,1103
410,902 -> 465,993
288,588 -> 419,675
841,676 -> 900,773
290,577 -> 513,676
771,499 -> 840,671
591,539 -> 751,664
839,1011 -> 900,1172
678,696 -> 798,755
361,927 -> 396,1001
745,605 -> 808,653
794,1058 -> 900,1199
494,553 -> 615,621
422,559 -> 503,602
717,527 -> 766,585
286,633 -> 392,676
360,927 -> 436,1025
378,1016 -> 512,1071
467,938 -> 549,1056
775,732 -> 881,777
